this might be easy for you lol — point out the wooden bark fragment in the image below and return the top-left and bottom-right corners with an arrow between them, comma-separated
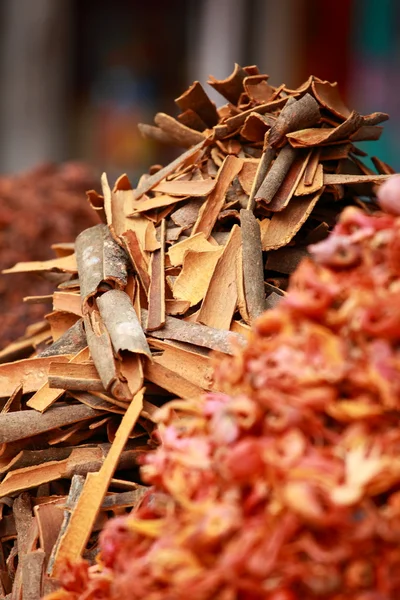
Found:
37,319 -> 86,358
207,63 -> 247,104
192,155 -> 243,238
255,145 -> 298,205
311,80 -> 351,119
350,126 -> 383,142
286,111 -> 364,147
268,94 -> 320,148
75,224 -> 128,308
27,347 -> 90,412
48,362 -> 104,392
133,140 -> 206,200
153,112 -> 205,147
246,142 -> 276,211
213,96 -> 289,138
267,150 -> 311,211
129,193 -> 189,215
0,404 -> 102,444
97,290 -> 150,358
323,173 -> 391,185
51,389 -> 144,575
240,113 -> 275,142
261,189 -> 324,251
371,157 -> 395,175
240,209 -> 266,322
153,345 -> 214,392
143,360 -> 203,399
121,229 -> 150,294
84,311 -> 117,392
303,148 -> 321,185
175,81 -> 219,127
168,232 -> 216,266
3,254 -> 77,275
172,246 -> 223,307
146,219 -> 166,331
142,310 -> 244,354
52,291 -> 82,316
198,225 -> 241,330
21,550 -> 45,600
152,178 -> 215,197
296,163 -> 324,196
0,356 -> 70,397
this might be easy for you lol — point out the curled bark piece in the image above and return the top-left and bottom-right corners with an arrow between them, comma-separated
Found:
255,145 -> 298,205
75,224 -> 128,309
175,81 -> 219,127
154,113 -> 205,147
240,209 -> 266,322
97,290 -> 151,359
268,94 -> 320,148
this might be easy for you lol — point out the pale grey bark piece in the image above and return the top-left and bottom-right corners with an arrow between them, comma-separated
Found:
240,209 -> 266,322
97,290 -> 151,358
84,312 -> 117,391
75,224 -> 129,307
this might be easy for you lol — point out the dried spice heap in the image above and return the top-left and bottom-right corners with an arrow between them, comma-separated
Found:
53,187 -> 400,600
0,162 -> 97,347
0,65 -> 398,597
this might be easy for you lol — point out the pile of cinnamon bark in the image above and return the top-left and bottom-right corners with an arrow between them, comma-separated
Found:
0,64 -> 396,598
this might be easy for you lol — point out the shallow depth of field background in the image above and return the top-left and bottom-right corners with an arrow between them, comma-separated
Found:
0,0 -> 399,180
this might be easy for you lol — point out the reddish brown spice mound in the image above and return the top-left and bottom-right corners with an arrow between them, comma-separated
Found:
0,162 -> 97,347
52,197 -> 400,598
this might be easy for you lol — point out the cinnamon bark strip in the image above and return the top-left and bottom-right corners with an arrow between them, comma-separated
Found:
192,155 -> 243,238
0,404 -> 102,444
255,144 -> 298,205
197,225 -> 241,330
121,229 -> 151,294
143,360 -> 203,399
265,247 -> 309,274
268,93 -> 320,148
207,63 -> 247,104
146,219 -> 166,331
0,356 -> 70,397
152,178 -> 216,197
177,109 -> 208,132
296,163 -> 324,196
261,189 -> 324,251
371,156 -> 396,175
323,173 -> 391,185
138,123 -> 176,146
153,112 -> 206,147
350,126 -> 383,142
246,141 -> 276,211
52,292 -> 82,317
141,311 -> 244,354
287,111 -> 364,147
240,112 -> 275,142
51,389 -> 144,575
75,224 -> 129,308
213,96 -> 289,139
28,347 -> 90,412
48,362 -> 104,392
172,246 -> 223,307
38,320 -> 86,358
311,80 -> 351,119
303,148 -> 321,185
268,150 -> 312,211
3,254 -> 77,275
175,81 -> 219,127
240,209 -> 266,322
133,140 -> 206,200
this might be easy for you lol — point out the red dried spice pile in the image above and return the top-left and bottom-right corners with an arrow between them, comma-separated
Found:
52,179 -> 400,600
0,162 -> 97,347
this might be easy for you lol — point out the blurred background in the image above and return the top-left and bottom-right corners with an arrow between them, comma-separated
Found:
0,0 -> 399,346
0,0 -> 399,180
